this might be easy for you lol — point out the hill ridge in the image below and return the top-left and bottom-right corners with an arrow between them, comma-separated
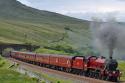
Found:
0,0 -> 90,49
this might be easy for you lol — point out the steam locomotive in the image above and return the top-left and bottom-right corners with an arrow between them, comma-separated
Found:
10,51 -> 121,82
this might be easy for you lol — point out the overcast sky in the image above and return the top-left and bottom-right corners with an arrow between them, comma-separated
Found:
17,0 -> 125,21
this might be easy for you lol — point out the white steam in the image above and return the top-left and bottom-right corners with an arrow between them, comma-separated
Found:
90,18 -> 125,59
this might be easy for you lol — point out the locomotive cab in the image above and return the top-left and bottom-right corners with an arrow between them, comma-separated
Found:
71,56 -> 86,75
72,56 -> 85,69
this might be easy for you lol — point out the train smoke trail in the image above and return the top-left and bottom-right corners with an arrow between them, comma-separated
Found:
90,18 -> 125,59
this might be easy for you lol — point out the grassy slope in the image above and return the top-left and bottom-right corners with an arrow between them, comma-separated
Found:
0,0 -> 90,48
0,56 -> 72,83
0,56 -> 38,83
118,61 -> 125,81
0,69 -> 38,83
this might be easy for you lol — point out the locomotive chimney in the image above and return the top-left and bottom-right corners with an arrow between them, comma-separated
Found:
109,48 -> 113,59
108,36 -> 116,60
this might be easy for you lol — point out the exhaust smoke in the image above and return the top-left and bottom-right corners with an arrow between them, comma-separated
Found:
90,18 -> 125,59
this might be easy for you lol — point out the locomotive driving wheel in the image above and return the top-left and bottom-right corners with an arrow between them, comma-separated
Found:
65,68 -> 71,73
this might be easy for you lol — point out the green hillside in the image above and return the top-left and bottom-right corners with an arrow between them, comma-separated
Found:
0,0 -> 91,48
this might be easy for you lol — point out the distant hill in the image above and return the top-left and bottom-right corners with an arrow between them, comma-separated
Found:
0,0 -> 91,48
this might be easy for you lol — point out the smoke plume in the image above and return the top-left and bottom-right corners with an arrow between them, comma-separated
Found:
90,18 -> 125,59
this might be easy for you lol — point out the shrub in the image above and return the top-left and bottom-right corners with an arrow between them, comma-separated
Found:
35,48 -> 70,55
2,48 -> 14,57
3,48 -> 14,52
43,44 -> 80,55
57,81 -> 60,83
41,81 -> 46,83
37,44 -> 98,56
31,77 -> 39,82
0,61 -> 5,67
20,49 -> 27,52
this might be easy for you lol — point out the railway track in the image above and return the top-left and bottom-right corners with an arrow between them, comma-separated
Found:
8,58 -> 115,83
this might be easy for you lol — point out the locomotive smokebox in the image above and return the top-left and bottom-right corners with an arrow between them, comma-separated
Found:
106,59 -> 118,71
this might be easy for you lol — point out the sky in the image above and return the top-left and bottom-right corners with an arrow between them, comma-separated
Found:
17,0 -> 125,21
